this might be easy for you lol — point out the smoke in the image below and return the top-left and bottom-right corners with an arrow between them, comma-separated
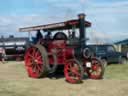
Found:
80,0 -> 86,3
64,9 -> 76,20
79,0 -> 89,12
89,31 -> 112,44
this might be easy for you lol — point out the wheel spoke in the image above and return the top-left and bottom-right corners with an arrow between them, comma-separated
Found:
72,67 -> 81,78
34,66 -> 39,74
69,62 -> 73,68
36,65 -> 42,72
27,52 -> 34,58
32,64 -> 36,72
36,55 -> 41,60
35,50 -> 39,57
32,48 -> 36,56
66,65 -> 70,70
37,60 -> 43,64
73,72 -> 81,79
35,65 -> 41,74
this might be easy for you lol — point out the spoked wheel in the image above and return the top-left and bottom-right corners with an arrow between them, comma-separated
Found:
64,59 -> 84,84
86,58 -> 104,79
24,45 -> 48,78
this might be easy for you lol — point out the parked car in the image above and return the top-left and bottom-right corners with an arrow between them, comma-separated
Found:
87,44 -> 128,66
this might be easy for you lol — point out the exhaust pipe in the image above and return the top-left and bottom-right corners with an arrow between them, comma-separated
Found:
78,13 -> 86,47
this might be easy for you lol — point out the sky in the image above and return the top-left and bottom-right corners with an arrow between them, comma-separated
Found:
0,0 -> 128,43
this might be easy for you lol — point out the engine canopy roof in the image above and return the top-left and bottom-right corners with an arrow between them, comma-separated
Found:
19,19 -> 91,32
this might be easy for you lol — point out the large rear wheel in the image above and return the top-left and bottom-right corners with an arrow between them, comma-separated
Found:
24,45 -> 48,78
64,59 -> 83,84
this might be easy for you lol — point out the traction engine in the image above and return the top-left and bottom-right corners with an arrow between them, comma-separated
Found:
19,13 -> 104,84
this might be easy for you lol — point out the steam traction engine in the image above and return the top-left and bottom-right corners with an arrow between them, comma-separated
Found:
19,14 -> 104,84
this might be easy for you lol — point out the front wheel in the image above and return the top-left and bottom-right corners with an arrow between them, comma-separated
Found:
64,59 -> 84,84
86,58 -> 104,79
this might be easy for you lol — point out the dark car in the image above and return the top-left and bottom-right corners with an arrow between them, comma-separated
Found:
87,44 -> 128,66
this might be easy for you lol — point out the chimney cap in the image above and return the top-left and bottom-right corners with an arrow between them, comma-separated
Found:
78,13 -> 86,19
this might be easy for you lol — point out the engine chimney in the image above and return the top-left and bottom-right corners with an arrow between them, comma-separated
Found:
78,13 -> 86,47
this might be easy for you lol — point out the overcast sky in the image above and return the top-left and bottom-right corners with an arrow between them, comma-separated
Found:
0,0 -> 128,43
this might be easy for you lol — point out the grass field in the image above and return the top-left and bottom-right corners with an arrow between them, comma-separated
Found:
0,61 -> 128,96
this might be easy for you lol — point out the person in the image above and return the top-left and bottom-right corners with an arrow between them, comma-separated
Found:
36,30 -> 43,41
0,48 -> 6,64
45,31 -> 52,40
32,30 -> 43,44
68,31 -> 72,39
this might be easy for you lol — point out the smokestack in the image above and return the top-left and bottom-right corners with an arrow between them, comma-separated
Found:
78,13 -> 86,47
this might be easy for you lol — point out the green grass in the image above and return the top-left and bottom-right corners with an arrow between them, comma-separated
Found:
0,62 -> 128,96
104,64 -> 128,80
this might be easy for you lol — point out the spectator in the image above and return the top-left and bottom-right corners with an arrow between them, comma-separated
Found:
0,48 -> 6,64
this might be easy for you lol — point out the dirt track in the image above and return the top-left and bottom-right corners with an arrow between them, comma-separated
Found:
0,62 -> 128,96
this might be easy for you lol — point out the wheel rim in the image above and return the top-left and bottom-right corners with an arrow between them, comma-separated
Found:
88,58 -> 103,79
64,60 -> 83,83
25,47 -> 43,78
